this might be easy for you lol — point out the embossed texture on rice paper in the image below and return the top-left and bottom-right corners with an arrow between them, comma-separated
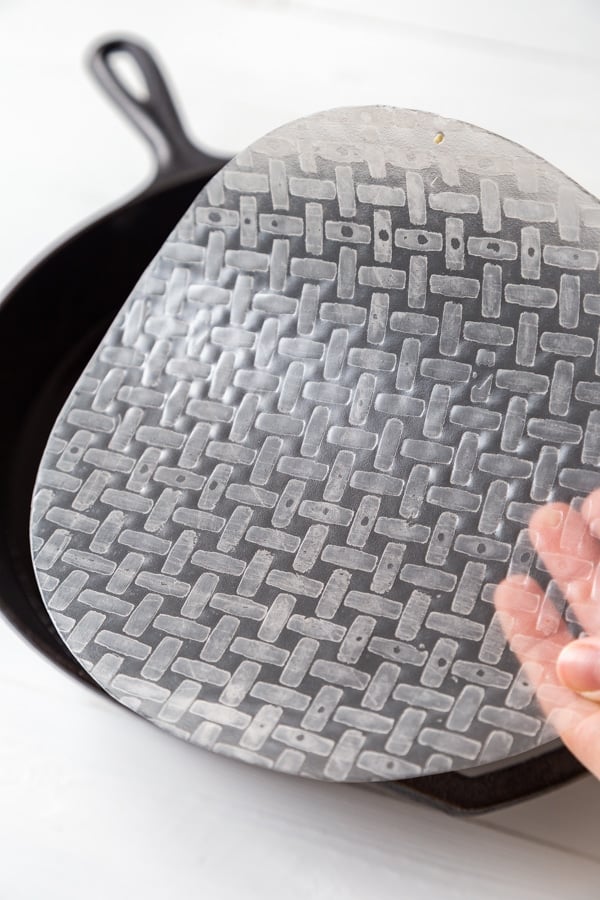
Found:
30,107 -> 600,781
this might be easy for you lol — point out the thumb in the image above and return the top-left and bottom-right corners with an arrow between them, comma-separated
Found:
557,638 -> 600,695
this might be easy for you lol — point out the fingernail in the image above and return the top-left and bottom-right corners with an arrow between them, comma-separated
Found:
509,573 -> 531,587
529,507 -> 563,550
541,507 -> 563,529
556,641 -> 600,692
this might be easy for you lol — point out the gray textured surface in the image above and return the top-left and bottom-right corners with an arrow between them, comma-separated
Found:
29,106 -> 600,781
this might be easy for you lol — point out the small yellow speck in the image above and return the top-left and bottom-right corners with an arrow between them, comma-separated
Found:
433,132 -> 445,145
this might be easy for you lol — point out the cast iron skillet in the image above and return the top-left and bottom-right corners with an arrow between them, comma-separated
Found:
0,36 -> 584,814
0,37 -> 225,672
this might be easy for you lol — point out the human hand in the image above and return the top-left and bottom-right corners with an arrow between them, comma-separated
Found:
494,490 -> 600,779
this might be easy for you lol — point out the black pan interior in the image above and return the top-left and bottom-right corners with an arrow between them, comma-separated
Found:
0,175 -> 215,686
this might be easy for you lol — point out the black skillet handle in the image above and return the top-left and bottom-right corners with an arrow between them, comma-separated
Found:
88,37 -> 226,187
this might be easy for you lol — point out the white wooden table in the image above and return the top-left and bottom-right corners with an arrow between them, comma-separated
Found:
2,2 -> 600,896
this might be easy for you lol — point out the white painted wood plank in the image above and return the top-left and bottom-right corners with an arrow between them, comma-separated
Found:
483,774 -> 600,861
289,0 -> 600,61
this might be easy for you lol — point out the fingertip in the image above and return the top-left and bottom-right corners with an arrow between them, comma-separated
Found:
580,488 -> 600,520
580,488 -> 600,536
528,502 -> 567,542
493,573 -> 541,615
496,572 -> 538,594
556,638 -> 600,693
